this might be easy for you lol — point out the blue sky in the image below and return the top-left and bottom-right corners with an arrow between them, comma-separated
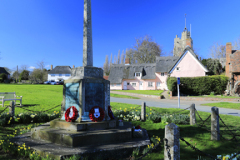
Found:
0,0 -> 240,73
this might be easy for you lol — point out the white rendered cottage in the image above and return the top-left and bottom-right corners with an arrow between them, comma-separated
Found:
47,65 -> 74,82
108,46 -> 209,90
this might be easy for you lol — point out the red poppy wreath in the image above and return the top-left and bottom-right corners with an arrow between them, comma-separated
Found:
65,106 -> 78,122
89,106 -> 105,122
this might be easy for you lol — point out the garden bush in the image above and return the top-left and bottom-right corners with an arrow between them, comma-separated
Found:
167,75 -> 229,96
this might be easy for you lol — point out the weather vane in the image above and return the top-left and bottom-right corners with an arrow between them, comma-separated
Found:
185,14 -> 187,30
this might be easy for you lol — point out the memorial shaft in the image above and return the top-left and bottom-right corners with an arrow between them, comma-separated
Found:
83,0 -> 93,67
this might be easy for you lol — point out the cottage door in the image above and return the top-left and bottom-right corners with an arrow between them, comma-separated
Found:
123,81 -> 127,90
140,82 -> 143,90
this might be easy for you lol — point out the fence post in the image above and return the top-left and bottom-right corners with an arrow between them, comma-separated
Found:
190,103 -> 196,125
141,102 -> 146,121
9,101 -> 15,116
164,123 -> 180,160
211,107 -> 220,141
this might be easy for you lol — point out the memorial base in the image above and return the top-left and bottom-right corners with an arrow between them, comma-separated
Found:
9,119 -> 150,160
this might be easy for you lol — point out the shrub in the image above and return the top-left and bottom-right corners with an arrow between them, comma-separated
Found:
0,73 -> 7,83
167,75 -> 228,96
0,113 -> 14,125
17,113 -> 31,123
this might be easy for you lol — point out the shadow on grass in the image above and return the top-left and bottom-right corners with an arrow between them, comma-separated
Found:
131,120 -> 240,160
18,104 -> 40,108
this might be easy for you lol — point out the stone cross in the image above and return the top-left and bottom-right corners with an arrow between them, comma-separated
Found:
83,0 -> 93,67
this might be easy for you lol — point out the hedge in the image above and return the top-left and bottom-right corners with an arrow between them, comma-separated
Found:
166,75 -> 229,96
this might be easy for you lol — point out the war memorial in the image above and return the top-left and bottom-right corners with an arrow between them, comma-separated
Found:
9,0 -> 150,159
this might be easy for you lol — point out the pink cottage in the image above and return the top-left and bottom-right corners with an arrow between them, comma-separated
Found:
108,46 -> 209,90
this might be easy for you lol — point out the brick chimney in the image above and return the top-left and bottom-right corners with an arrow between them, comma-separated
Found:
51,65 -> 53,70
125,57 -> 130,65
73,65 -> 75,68
226,42 -> 232,78
186,38 -> 192,48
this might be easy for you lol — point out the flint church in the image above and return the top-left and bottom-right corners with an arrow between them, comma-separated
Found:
108,26 -> 209,90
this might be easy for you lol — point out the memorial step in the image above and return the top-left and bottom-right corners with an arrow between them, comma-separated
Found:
31,121 -> 133,147
50,118 -> 117,131
10,126 -> 150,160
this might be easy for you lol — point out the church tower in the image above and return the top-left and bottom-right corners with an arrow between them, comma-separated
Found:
173,15 -> 193,57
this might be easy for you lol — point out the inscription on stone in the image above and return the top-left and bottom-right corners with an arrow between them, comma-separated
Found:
65,83 -> 80,111
85,83 -> 104,112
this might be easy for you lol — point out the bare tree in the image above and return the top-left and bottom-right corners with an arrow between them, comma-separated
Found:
29,60 -> 48,83
233,36 -> 240,50
20,65 -> 29,71
126,35 -> 163,64
117,50 -> 120,64
109,53 -> 113,70
103,55 -> 110,76
209,42 -> 226,59
36,60 -> 46,70
120,50 -> 125,64
113,55 -> 117,64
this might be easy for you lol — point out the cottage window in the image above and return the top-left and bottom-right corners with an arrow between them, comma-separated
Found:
176,67 -> 180,71
111,84 -> 114,87
148,82 -> 153,87
51,74 -> 55,77
59,74 -> 62,77
135,72 -> 141,77
65,74 -> 71,77
161,73 -> 164,76
117,84 -> 121,86
132,83 -> 136,87
157,82 -> 161,87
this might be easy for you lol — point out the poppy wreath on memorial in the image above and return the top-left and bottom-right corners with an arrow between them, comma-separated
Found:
108,105 -> 115,120
89,106 -> 105,122
65,106 -> 78,122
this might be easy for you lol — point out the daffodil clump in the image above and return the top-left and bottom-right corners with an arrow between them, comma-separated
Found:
0,124 -> 52,160
0,112 -> 16,126
216,154 -> 240,160
131,135 -> 162,159
14,110 -> 60,125
159,113 -> 190,125
197,153 -> 240,160
113,107 -> 141,121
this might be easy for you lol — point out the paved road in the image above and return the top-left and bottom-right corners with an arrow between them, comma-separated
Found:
110,96 -> 240,117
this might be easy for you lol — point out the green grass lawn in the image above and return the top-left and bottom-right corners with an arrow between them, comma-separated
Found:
0,84 -> 240,160
111,90 -> 164,96
189,95 -> 240,99
110,93 -> 140,99
201,102 -> 240,110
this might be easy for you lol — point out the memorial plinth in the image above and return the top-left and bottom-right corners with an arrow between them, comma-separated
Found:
61,66 -> 110,122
